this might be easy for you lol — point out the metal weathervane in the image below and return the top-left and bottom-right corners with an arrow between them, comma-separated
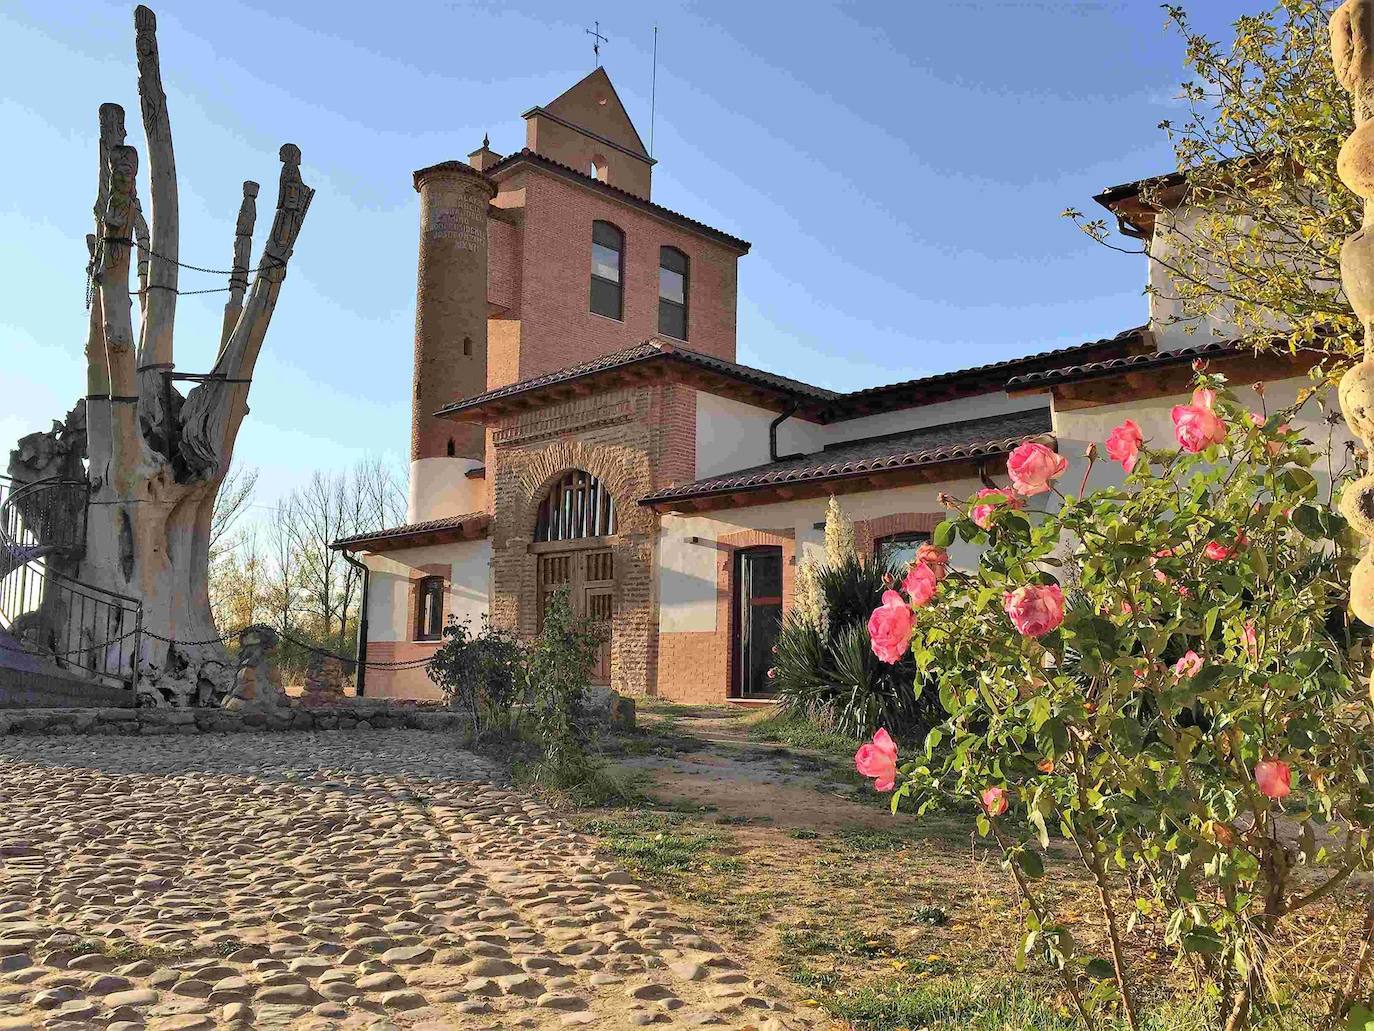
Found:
585,21 -> 607,68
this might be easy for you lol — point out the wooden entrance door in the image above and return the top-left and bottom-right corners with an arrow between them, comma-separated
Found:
733,546 -> 783,698
536,544 -> 614,686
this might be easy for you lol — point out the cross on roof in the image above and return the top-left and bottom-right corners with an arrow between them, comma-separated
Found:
585,21 -> 607,68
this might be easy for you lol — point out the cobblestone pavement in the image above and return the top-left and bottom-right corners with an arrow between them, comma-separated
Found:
0,731 -> 820,1030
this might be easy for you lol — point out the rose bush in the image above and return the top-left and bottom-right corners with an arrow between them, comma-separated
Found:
865,373 -> 1374,1030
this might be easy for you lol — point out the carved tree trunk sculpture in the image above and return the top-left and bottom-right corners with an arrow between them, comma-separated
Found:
59,5 -> 311,703
1333,0 -> 1374,681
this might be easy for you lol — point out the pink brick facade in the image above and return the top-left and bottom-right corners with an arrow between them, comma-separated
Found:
484,165 -> 742,387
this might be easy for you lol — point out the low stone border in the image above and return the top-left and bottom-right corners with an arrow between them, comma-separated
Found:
0,700 -> 473,737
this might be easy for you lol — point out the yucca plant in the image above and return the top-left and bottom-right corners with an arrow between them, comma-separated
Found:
773,550 -> 938,741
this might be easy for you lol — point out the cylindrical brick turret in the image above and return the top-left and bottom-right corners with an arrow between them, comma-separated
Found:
411,160 -> 495,463
408,161 -> 496,521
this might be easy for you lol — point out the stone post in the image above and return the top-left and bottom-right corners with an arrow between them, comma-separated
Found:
1332,1 -> 1374,691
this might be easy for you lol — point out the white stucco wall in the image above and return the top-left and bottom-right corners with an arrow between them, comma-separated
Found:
694,388 -> 1048,484
408,457 -> 488,523
1052,376 -> 1350,499
1146,202 -> 1301,353
657,478 -> 986,635
363,538 -> 492,642
823,392 -> 1047,447
694,392 -> 826,479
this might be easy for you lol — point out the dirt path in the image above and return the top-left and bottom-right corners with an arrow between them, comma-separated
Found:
607,707 -> 899,834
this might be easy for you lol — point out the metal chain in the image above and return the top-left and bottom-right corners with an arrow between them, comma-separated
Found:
0,624 -> 140,661
140,625 -> 433,671
85,241 -> 286,309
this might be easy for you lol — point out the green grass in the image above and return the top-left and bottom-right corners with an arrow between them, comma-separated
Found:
808,973 -> 1320,1031
748,711 -> 862,757
576,810 -> 742,878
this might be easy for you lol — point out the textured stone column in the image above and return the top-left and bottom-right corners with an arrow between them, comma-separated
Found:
1333,2 -> 1374,686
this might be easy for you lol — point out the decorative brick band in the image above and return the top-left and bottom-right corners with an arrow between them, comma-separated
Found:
493,401 -> 634,447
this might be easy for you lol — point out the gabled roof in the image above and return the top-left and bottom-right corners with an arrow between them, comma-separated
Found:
332,513 -> 491,553
827,327 -> 1152,418
641,408 -> 1052,512
439,329 -> 1150,426
438,339 -> 837,423
528,67 -> 651,161
483,149 -> 750,253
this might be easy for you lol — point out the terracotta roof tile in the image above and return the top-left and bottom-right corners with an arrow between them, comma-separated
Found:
437,339 -> 837,419
484,148 -> 751,253
641,408 -> 1052,506
1005,339 -> 1251,389
332,513 -> 490,551
830,326 -> 1151,412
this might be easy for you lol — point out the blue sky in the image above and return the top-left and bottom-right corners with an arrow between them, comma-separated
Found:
1,0 -> 1258,513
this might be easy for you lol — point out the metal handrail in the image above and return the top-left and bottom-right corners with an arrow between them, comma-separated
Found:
0,474 -> 142,691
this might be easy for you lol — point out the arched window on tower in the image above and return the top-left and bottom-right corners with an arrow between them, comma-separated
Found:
659,246 -> 689,340
535,470 -> 618,542
590,220 -> 624,321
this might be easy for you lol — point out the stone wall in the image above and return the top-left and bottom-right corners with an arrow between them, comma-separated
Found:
0,700 -> 471,736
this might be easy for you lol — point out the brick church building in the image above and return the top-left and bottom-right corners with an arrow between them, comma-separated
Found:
335,68 -> 1339,701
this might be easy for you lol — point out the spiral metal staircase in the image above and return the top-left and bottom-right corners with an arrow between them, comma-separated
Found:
0,474 -> 141,703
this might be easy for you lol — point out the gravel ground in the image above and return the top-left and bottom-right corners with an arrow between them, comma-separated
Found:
0,730 -> 818,1030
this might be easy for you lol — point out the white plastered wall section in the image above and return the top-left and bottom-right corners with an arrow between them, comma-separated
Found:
1146,201 -> 1305,353
363,538 -> 493,642
656,479 -> 987,634
693,390 -> 1049,482
408,457 -> 488,522
1051,376 -> 1351,500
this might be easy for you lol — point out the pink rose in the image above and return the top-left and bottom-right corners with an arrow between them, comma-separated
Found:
867,590 -> 914,664
1242,621 -> 1258,659
1254,758 -> 1292,800
1192,387 -> 1217,409
1204,541 -> 1234,561
1007,441 -> 1068,496
854,728 -> 898,791
969,488 -> 1025,530
980,786 -> 1008,817
1172,403 -> 1227,453
902,562 -> 939,607
912,543 -> 949,581
766,667 -> 776,680
1003,584 -> 1066,638
1172,651 -> 1203,678
1267,422 -> 1292,458
1105,419 -> 1144,472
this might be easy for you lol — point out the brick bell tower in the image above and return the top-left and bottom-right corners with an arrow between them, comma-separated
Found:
408,160 -> 497,522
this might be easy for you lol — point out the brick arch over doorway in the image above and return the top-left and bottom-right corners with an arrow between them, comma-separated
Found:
491,438 -> 658,697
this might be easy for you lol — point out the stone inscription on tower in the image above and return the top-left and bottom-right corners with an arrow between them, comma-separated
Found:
429,194 -> 486,252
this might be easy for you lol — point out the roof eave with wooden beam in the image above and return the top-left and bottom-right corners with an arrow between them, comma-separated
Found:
437,356 -> 827,425
641,454 -> 1012,516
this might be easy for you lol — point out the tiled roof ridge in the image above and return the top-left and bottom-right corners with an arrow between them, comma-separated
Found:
332,512 -> 490,549
831,326 -> 1150,407
440,328 -> 1151,419
483,148 -> 751,253
1006,338 -> 1260,389
437,338 -> 838,417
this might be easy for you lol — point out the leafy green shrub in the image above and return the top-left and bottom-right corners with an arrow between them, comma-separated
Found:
867,374 -> 1374,1029
523,586 -> 606,787
774,551 -> 938,739
426,616 -> 524,739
